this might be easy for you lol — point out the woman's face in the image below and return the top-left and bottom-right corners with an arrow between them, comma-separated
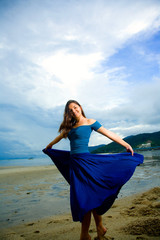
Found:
68,102 -> 82,119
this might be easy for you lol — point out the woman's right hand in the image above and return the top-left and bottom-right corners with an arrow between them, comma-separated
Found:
45,143 -> 53,150
45,133 -> 64,151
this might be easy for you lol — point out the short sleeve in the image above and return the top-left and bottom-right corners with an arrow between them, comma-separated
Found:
91,121 -> 102,131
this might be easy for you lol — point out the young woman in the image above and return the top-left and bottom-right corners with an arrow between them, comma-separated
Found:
43,100 -> 143,240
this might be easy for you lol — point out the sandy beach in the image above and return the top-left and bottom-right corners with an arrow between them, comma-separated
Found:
0,165 -> 160,240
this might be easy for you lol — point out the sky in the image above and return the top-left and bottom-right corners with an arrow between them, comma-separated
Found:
0,0 -> 160,159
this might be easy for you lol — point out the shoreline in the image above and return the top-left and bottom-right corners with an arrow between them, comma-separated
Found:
0,165 -> 57,174
0,187 -> 160,240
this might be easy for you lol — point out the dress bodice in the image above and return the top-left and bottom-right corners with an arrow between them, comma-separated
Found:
67,121 -> 102,154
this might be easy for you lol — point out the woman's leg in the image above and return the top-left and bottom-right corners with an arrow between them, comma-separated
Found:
92,210 -> 107,239
80,211 -> 92,240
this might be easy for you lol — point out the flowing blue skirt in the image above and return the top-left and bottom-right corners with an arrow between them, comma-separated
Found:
42,149 -> 143,222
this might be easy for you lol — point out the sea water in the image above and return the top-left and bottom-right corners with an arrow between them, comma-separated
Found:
0,156 -> 51,167
119,150 -> 160,197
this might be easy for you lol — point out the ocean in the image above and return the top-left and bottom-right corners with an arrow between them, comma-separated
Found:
120,149 -> 160,197
0,156 -> 51,167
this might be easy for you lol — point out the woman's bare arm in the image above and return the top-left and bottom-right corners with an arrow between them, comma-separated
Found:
45,132 -> 64,150
97,126 -> 134,156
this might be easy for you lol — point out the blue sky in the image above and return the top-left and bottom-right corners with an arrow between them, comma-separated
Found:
0,0 -> 160,159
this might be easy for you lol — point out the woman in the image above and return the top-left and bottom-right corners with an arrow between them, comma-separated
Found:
43,100 -> 143,240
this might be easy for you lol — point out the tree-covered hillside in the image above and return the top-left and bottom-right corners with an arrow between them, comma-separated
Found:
91,131 -> 160,153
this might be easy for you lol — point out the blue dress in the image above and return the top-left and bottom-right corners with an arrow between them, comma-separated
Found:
43,121 -> 143,222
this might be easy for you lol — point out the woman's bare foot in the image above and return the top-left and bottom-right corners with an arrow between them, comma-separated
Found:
97,225 -> 107,240
80,233 -> 91,240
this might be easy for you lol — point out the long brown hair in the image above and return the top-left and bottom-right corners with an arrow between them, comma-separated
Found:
59,100 -> 86,138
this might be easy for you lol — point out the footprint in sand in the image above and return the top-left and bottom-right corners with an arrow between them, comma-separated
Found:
47,221 -> 53,224
26,222 -> 35,226
136,237 -> 146,240
107,215 -> 112,218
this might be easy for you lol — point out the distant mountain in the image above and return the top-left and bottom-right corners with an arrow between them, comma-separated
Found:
91,131 -> 160,153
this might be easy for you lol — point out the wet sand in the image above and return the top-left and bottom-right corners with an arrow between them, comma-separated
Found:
0,165 -> 70,228
0,166 -> 160,240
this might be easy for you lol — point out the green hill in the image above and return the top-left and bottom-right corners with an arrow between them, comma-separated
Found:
91,131 -> 160,153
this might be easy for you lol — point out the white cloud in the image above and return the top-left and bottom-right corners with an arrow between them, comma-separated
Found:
118,5 -> 160,39
38,50 -> 103,96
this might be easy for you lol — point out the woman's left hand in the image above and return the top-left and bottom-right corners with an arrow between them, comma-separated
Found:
126,145 -> 134,156
97,127 -> 134,156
